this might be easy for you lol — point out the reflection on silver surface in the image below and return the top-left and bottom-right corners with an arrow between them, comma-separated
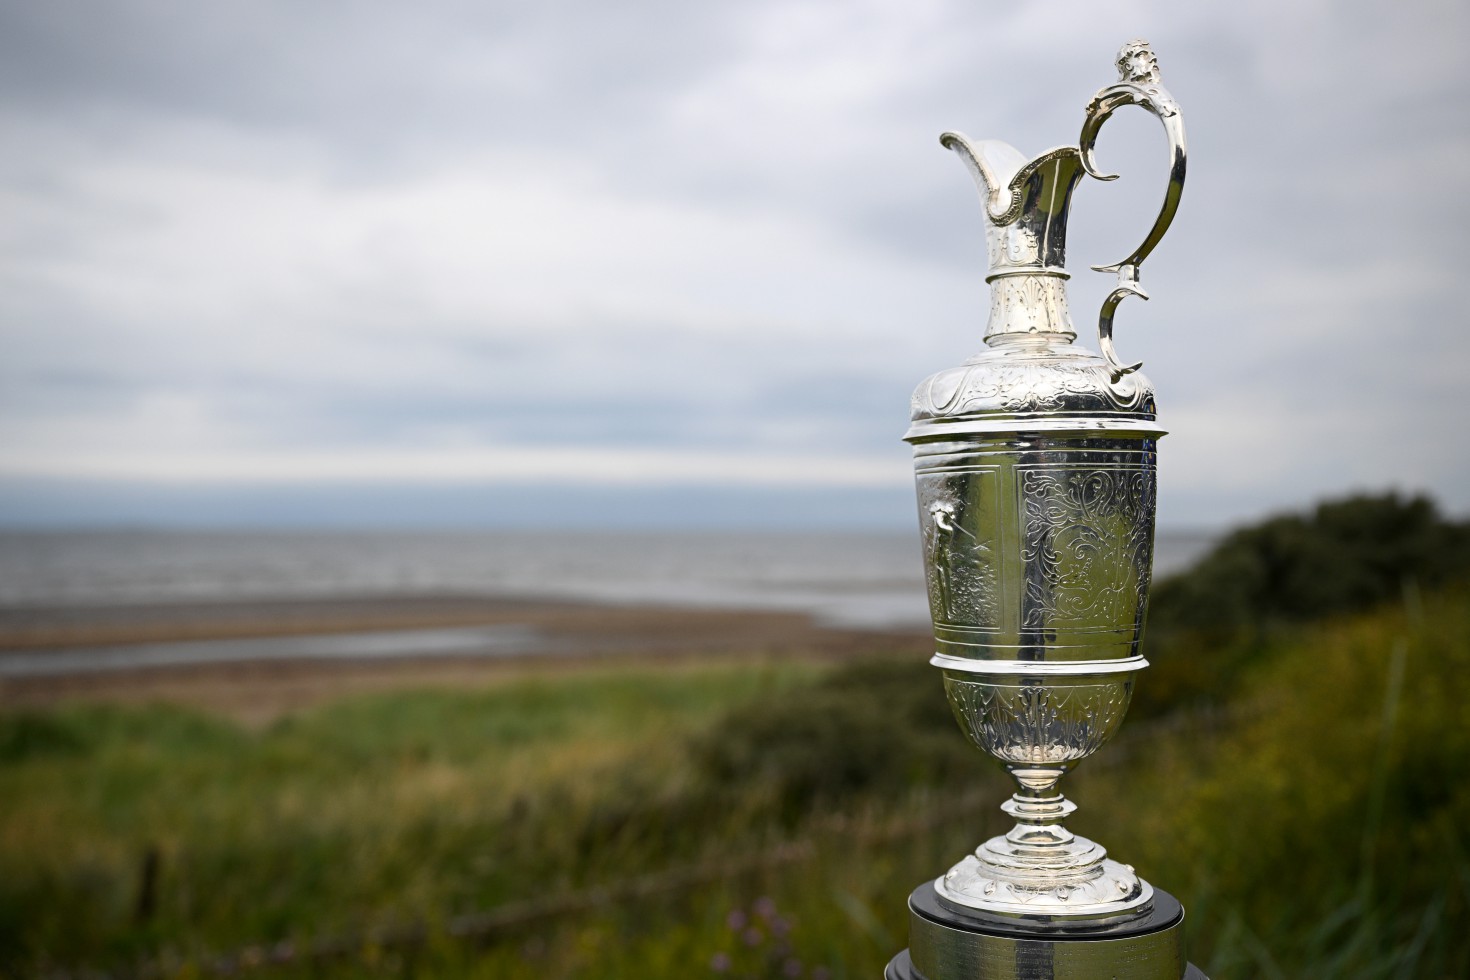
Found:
906,40 -> 1186,920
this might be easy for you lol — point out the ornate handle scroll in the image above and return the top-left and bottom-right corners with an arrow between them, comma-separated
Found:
1080,40 -> 1186,382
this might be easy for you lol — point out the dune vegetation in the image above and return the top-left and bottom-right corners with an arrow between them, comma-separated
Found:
1,494 -> 1466,978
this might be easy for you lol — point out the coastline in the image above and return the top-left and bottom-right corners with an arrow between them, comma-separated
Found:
0,594 -> 931,723
0,527 -> 1217,722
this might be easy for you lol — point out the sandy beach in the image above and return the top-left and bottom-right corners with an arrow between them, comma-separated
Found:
0,595 -> 930,723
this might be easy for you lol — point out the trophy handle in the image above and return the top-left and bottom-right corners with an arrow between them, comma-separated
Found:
1079,40 -> 1186,382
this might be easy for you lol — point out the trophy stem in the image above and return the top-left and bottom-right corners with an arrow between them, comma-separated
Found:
979,766 -> 1104,882
1000,768 -> 1079,853
933,759 -> 1152,916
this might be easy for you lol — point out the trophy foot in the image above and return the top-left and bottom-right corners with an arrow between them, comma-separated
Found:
936,850 -> 1153,918
935,776 -> 1151,917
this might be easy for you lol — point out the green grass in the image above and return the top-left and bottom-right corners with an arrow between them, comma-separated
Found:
0,660 -> 826,971
3,587 -> 1468,978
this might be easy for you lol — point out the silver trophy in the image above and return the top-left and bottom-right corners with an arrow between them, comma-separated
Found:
888,41 -> 1206,980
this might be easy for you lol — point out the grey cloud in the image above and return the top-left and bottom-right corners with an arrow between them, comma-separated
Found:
0,1 -> 746,174
0,0 -> 1467,527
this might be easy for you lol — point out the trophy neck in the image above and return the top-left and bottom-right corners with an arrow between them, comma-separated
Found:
983,271 -> 1077,345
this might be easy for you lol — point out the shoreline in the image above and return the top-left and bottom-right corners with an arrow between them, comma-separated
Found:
0,593 -> 931,723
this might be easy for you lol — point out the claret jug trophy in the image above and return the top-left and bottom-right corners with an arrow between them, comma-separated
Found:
886,41 -> 1207,980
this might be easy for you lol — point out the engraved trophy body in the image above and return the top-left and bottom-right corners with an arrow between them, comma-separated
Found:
887,42 -> 1207,980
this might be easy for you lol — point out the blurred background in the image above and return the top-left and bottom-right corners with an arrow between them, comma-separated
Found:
1,2 -> 1466,978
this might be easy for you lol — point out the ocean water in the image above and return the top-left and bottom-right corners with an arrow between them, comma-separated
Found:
0,529 -> 1217,630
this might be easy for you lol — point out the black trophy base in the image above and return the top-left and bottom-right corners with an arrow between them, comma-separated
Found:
884,880 -> 1208,979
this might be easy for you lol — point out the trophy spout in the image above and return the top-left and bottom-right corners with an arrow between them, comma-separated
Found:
940,133 -> 1087,289
938,134 -> 1027,226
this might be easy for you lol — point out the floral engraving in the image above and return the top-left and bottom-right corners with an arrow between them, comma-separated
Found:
944,677 -> 1132,766
956,360 -> 1143,415
1001,227 -> 1040,266
912,356 -> 1154,420
1018,467 -> 1154,631
987,274 -> 1069,337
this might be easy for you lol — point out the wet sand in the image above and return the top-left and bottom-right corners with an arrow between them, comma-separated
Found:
0,595 -> 930,723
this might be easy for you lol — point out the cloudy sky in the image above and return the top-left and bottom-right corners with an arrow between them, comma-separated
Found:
0,0 -> 1465,529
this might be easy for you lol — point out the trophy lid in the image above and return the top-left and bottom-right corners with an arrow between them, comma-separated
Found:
905,342 -> 1161,439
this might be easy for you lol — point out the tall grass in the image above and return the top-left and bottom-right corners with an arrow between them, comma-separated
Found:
2,586 -> 1466,978
0,661 -> 826,971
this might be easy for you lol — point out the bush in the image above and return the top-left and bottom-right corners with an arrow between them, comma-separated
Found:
692,658 -> 977,819
1135,493 -> 1470,719
1151,492 -> 1470,635
1159,586 -> 1470,977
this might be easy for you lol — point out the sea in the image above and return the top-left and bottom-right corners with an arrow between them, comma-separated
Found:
0,529 -> 1216,627
0,529 -> 1217,675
